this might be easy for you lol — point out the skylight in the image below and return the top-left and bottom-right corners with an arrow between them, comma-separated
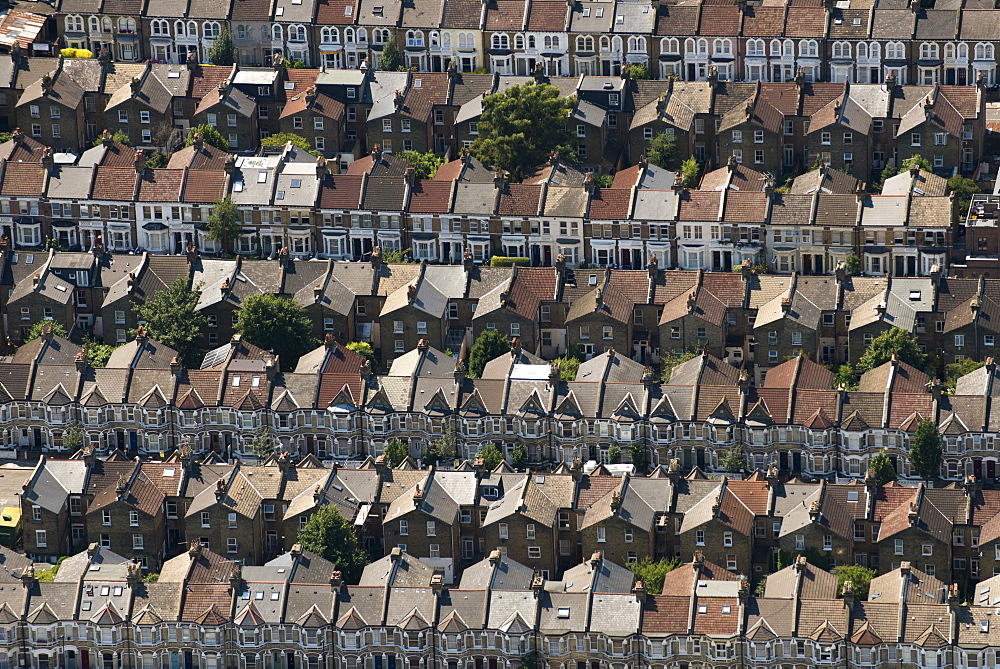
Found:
257,172 -> 267,183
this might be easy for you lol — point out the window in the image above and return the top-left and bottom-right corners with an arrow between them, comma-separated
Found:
526,524 -> 536,540
399,520 -> 408,535
102,510 -> 111,526
894,539 -> 904,555
955,334 -> 966,348
922,543 -> 933,556
499,523 -> 508,539
35,530 -> 47,548
227,538 -> 238,553
596,526 -> 606,543
723,531 -> 733,547
228,513 -> 237,528
527,546 -> 541,559
911,133 -> 921,147
696,529 -> 705,546
732,130 -> 743,144
426,521 -> 436,536
129,511 -> 139,526
133,534 -> 144,550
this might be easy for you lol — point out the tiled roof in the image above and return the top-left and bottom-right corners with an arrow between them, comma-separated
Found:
91,167 -> 138,201
182,169 -> 229,203
137,169 -> 184,202
0,162 -> 45,197
498,184 -> 542,217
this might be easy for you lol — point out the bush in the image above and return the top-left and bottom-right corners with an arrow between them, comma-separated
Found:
60,48 -> 94,59
490,256 -> 531,267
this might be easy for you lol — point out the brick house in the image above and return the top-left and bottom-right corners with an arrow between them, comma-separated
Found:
84,461 -> 167,570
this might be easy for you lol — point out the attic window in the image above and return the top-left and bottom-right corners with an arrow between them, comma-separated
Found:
232,375 -> 241,387
291,179 -> 302,188
55,284 -> 67,292
89,565 -> 100,571
698,605 -> 708,614
556,608 -> 570,618
595,7 -> 603,16
981,620 -> 990,633
276,191 -> 285,200
168,71 -> 180,78
82,601 -> 91,611
615,15 -> 623,24
721,605 -> 731,615
234,182 -> 244,192
251,376 -> 261,387
909,291 -> 922,301
847,491 -> 859,502
257,172 -> 268,183
292,0 -> 302,4
276,6 -> 284,15
113,587 -> 123,596
25,255 -> 33,264
603,82 -> 613,90
536,475 -> 545,484
853,18 -> 861,25
164,468 -> 175,477
414,79 -> 422,88
284,82 -> 295,90
255,591 -> 264,600
373,5 -> 383,15
589,274 -> 597,286
100,586 -> 110,596
345,5 -> 352,14
270,592 -> 280,600
582,7 -> 590,16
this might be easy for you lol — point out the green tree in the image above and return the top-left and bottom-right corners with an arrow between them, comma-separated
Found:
235,293 -> 317,370
260,132 -> 321,156
297,505 -> 369,583
132,277 -> 207,366
144,151 -> 168,168
833,564 -> 877,600
900,154 -> 934,173
398,150 -> 445,179
384,438 -> 408,467
0,132 -> 12,144
554,355 -> 580,381
83,341 -> 117,368
593,173 -> 614,188
868,448 -> 897,486
833,364 -> 858,391
246,425 -> 277,460
379,33 -> 403,71
843,254 -> 862,277
468,328 -> 512,378
511,443 -> 528,470
91,130 -> 131,147
426,424 -> 458,465
944,357 -> 985,393
647,131 -> 680,171
607,444 -> 622,464
208,25 -> 236,66
477,444 -> 505,471
25,321 -> 68,341
471,83 -> 575,180
629,442 -> 646,471
680,156 -> 700,187
64,422 -> 85,452
629,557 -> 682,595
627,63 -> 650,80
909,418 -> 943,481
381,247 -> 415,263
948,175 -> 980,217
184,125 -> 229,151
205,196 -> 242,255
660,349 -> 698,383
346,341 -> 375,365
855,327 -> 926,374
721,444 -> 745,473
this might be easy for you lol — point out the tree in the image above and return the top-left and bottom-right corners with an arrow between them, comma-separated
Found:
132,277 -> 208,366
205,196 -> 242,255
144,151 -> 168,168
843,254 -> 862,277
627,63 -> 650,80
833,564 -> 877,600
83,341 -> 117,368
647,131 -> 680,171
909,418 -> 943,481
833,364 -> 858,391
384,438 -> 408,467
660,349 -> 699,383
382,247 -> 415,263
260,133 -> 321,156
721,444 -> 745,473
426,424 -> 458,465
680,156 -> 701,187
944,357 -> 985,393
208,25 -> 236,66
629,557 -> 682,595
235,294 -> 317,370
948,175 -> 980,217
64,422 -> 85,452
477,444 -> 505,471
607,444 -> 622,464
379,33 -> 402,71
26,321 -> 68,341
471,83 -> 575,180
297,505 -> 369,583
91,130 -> 131,147
246,425 -> 277,460
900,154 -> 934,173
629,442 -> 646,471
511,443 -> 528,470
855,327 -> 926,374
593,174 -> 614,188
868,448 -> 897,487
399,151 -> 445,179
554,355 -> 580,381
184,125 -> 229,151
468,328 -> 512,378
346,342 -> 375,366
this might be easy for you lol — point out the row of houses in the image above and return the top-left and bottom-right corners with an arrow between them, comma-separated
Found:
0,38 -> 988,180
40,0 -> 1000,92
1,538 -> 998,669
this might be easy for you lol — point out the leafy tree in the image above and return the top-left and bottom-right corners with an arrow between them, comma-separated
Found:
36,556 -> 68,582
399,150 -> 445,179
627,63 -> 650,80
833,564 -> 877,600
381,247 -> 415,263
384,438 -> 408,467
426,424 -> 458,465
471,83 -> 575,180
909,418 -> 943,481
776,547 -> 830,571
855,327 -> 926,374
235,294 -> 317,370
142,573 -> 160,583
660,349 -> 699,383
554,355 -> 580,381
721,444 -> 745,473
144,151 -> 168,168
0,132 -> 11,144
833,364 -> 858,391
844,254 -> 862,277
680,156 -> 700,187
900,154 -> 934,173
260,132 -> 321,156
83,341 -> 117,368
379,33 -> 403,71
944,358 -> 985,393
132,277 -> 207,366
26,321 -> 68,341
511,443 -> 528,470
593,174 -> 614,188
64,422 -> 85,452
647,131 -> 680,171
297,505 -> 369,584
607,444 -> 622,464
477,444 -> 505,471
468,328 -> 512,378
206,196 -> 243,255
346,341 -> 375,365
948,175 -> 980,216
208,25 -> 236,66
91,130 -> 131,147
868,448 -> 897,486
629,442 -> 646,471
184,125 -> 229,151
629,557 -> 682,595
246,425 -> 277,460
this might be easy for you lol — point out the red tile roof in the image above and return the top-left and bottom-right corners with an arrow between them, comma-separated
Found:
588,188 -> 632,220
498,184 -> 542,217
692,597 -> 740,635
526,0 -> 568,31
407,179 -> 453,214
0,162 -> 45,197
723,190 -> 768,222
92,166 -> 138,201
318,175 -> 364,209
190,66 -> 233,101
137,169 -> 184,202
741,5 -> 786,36
785,6 -> 827,37
698,5 -> 742,36
642,595 -> 690,634
484,0 -> 526,31
505,267 -> 557,319
677,190 -> 722,221
315,0 -> 360,26
182,169 -> 228,203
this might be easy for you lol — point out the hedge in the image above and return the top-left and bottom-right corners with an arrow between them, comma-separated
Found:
489,256 -> 531,267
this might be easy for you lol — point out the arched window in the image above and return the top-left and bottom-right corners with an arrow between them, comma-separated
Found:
151,19 -> 169,36
102,17 -> 113,33
944,43 -> 955,60
975,42 -> 993,60
886,42 -> 904,60
321,27 -> 339,43
661,38 -> 679,54
577,36 -> 593,52
291,25 -> 306,42
357,28 -> 367,43
430,31 -> 439,47
685,38 -> 696,55
599,36 -> 611,52
344,27 -> 355,44
800,40 -> 818,57
611,36 -> 623,53
272,24 -> 283,41
203,22 -> 220,39
89,17 -> 100,33
747,39 -> 764,57
769,39 -> 782,56
491,33 -> 509,50
857,42 -> 868,60
782,39 -> 794,57
187,21 -> 198,38
713,39 -> 731,56
628,36 -> 645,53
441,32 -> 452,49
833,41 -> 851,59
513,33 -> 524,50
174,20 -> 186,37
869,42 -> 880,60
527,35 -> 535,49
459,32 -> 474,49
957,42 -> 969,59
919,43 -> 938,60
66,15 -> 84,33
